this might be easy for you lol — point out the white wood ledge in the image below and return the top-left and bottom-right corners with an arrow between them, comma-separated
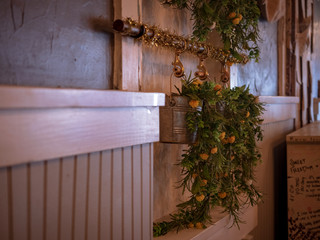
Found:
259,96 -> 299,125
0,85 -> 165,108
155,205 -> 257,240
0,86 -> 165,167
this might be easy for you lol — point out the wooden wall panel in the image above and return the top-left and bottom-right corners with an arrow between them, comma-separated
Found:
141,0 -> 197,94
132,145 -> 142,240
112,148 -> 123,240
45,159 -> 60,240
11,164 -> 28,240
0,167 -> 9,240
142,144 -> 152,239
123,147 -> 133,240
100,150 -> 112,240
0,144 -> 153,240
86,152 -> 100,240
252,119 -> 296,240
59,156 -> 74,240
30,162 -> 44,240
73,154 -> 88,240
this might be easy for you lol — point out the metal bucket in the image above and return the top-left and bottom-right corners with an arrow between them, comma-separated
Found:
160,95 -> 197,144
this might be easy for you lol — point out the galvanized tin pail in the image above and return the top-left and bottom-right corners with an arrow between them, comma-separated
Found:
159,95 -> 197,144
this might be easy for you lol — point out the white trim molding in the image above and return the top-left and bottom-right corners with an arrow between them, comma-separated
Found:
0,85 -> 165,167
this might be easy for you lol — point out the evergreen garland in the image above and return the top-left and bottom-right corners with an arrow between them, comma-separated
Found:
161,0 -> 261,62
154,74 -> 264,237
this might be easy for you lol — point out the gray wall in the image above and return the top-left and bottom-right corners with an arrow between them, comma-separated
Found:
236,20 -> 278,96
0,0 -> 113,89
312,0 -> 320,98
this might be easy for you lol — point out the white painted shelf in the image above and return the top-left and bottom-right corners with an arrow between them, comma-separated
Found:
0,85 -> 165,167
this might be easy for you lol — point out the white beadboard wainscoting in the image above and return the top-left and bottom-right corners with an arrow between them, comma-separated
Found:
253,96 -> 299,240
0,85 -> 164,240
0,146 -> 153,240
155,96 -> 299,240
0,86 -> 299,240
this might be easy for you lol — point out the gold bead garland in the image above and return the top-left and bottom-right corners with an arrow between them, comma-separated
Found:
113,18 -> 249,65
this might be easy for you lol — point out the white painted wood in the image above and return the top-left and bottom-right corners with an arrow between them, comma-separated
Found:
258,96 -> 299,104
11,164 -> 28,240
123,146 -> 133,240
45,159 -> 60,240
100,150 -> 112,240
86,152 -> 100,240
262,103 -> 298,124
30,162 -> 44,240
0,106 -> 161,168
0,167 -> 9,240
142,143 -> 151,239
73,154 -> 88,240
0,85 -> 164,108
132,145 -> 142,240
59,156 -> 74,240
259,96 -> 299,125
195,206 -> 258,240
112,148 -> 123,240
157,206 -> 257,240
150,143 -> 154,240
2,144 -> 154,240
253,119 -> 296,240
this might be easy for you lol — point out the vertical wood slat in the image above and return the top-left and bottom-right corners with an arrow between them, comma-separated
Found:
253,119 -> 295,240
132,145 -> 142,240
11,164 -> 28,240
73,154 -> 88,240
86,152 -> 100,240
0,143 -> 154,240
123,146 -> 133,240
100,150 -> 112,240
150,144 -> 154,239
59,156 -> 75,240
0,167 -> 9,240
30,162 -> 44,240
142,143 -> 151,239
112,148 -> 123,240
45,159 -> 60,240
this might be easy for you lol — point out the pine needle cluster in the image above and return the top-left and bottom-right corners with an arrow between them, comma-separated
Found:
153,74 -> 264,237
161,0 -> 261,61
